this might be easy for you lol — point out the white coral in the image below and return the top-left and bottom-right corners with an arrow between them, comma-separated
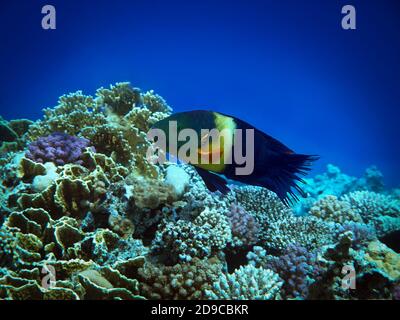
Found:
206,265 -> 282,300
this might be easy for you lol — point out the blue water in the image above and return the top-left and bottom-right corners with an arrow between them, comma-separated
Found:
0,0 -> 399,186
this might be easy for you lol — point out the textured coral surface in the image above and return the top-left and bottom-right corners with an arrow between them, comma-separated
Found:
0,83 -> 399,300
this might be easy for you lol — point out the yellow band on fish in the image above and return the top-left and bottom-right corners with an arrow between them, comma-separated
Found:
196,112 -> 237,173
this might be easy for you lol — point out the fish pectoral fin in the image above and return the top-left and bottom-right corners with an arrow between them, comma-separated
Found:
194,167 -> 230,194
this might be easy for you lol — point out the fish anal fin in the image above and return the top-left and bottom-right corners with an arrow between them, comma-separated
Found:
194,167 -> 230,194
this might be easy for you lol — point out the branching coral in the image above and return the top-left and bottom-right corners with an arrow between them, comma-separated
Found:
294,164 -> 386,216
336,222 -> 376,249
309,195 -> 363,224
226,204 -> 259,247
138,257 -> 222,299
151,207 -> 232,263
341,191 -> 400,237
26,83 -> 170,182
302,164 -> 359,199
248,245 -> 323,299
27,91 -> 107,141
342,191 -> 400,221
96,82 -> 143,116
229,185 -> 337,252
26,132 -> 93,166
205,264 -> 282,300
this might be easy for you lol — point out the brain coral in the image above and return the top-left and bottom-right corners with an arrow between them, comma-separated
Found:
26,132 -> 92,166
205,264 -> 282,300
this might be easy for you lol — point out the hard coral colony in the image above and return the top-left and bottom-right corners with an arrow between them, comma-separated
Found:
0,82 -> 399,300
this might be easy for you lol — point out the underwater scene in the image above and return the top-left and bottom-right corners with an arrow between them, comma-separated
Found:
0,1 -> 399,302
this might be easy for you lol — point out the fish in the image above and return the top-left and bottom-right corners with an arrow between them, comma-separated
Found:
151,110 -> 319,205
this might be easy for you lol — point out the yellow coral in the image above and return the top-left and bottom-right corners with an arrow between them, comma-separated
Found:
365,241 -> 400,280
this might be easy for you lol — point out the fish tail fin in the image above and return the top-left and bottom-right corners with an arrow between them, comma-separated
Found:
258,154 -> 319,206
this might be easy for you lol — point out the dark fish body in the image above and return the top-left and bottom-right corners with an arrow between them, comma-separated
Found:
152,110 -> 318,205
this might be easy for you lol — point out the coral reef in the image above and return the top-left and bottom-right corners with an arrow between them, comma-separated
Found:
0,83 -> 399,300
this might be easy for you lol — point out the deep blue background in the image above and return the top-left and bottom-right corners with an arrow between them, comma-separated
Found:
0,0 -> 399,186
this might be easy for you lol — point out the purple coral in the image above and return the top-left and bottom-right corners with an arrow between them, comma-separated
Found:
264,244 -> 323,299
336,222 -> 376,249
26,132 -> 93,166
227,204 -> 259,246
